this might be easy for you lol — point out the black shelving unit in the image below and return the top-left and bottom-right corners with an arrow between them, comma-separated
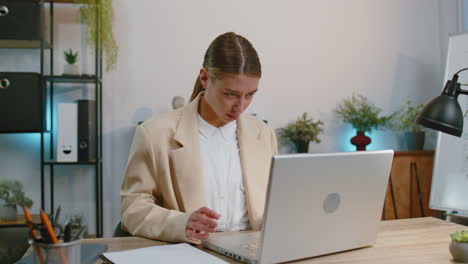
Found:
39,0 -> 104,237
0,0 -> 103,237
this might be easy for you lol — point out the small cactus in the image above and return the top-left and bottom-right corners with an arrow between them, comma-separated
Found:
64,49 -> 79,65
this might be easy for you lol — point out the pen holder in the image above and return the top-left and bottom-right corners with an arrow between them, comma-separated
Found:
31,239 -> 81,264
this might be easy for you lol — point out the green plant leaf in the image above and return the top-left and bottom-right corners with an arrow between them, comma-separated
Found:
452,230 -> 468,243
78,0 -> 118,72
277,112 -> 324,145
334,94 -> 394,133
64,49 -> 79,64
389,99 -> 424,132
0,180 -> 33,208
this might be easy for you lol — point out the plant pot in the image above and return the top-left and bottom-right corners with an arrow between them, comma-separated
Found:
63,64 -> 80,75
350,131 -> 371,151
0,204 -> 17,221
405,131 -> 425,151
294,140 -> 309,153
450,241 -> 468,263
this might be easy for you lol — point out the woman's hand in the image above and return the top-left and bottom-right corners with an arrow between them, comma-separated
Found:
186,206 -> 220,241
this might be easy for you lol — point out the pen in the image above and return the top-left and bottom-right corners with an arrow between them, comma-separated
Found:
71,226 -> 87,241
40,210 -> 68,264
53,206 -> 61,226
23,206 -> 39,239
40,210 -> 59,244
23,206 -> 45,264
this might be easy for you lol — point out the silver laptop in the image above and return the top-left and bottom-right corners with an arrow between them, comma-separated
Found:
203,150 -> 394,264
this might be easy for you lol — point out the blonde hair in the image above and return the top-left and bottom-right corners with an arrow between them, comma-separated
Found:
189,32 -> 262,101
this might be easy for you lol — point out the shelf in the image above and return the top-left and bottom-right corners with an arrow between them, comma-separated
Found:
0,129 -> 53,134
45,75 -> 98,83
0,40 -> 51,49
43,160 -> 101,165
40,0 -> 88,6
0,131 -> 44,134
0,214 -> 41,228
35,0 -> 77,3
46,0 -> 77,2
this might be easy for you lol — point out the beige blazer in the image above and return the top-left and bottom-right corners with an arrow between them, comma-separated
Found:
120,94 -> 278,243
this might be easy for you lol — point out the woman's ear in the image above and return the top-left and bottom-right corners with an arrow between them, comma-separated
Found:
199,68 -> 208,89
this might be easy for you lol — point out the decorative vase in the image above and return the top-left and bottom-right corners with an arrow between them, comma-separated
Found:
0,204 -> 17,221
449,241 -> 468,263
294,140 -> 309,153
405,131 -> 425,150
350,131 -> 371,151
63,64 -> 80,75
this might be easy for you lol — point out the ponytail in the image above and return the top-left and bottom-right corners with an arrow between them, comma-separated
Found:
190,77 -> 204,102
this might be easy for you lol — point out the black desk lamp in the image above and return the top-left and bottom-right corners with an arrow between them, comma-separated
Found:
415,68 -> 468,137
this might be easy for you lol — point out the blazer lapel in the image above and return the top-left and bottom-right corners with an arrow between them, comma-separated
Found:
169,96 -> 205,212
238,115 -> 270,229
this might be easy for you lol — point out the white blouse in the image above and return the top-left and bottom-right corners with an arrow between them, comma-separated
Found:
198,115 -> 250,231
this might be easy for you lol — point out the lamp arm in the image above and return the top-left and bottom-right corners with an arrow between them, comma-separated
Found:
449,68 -> 468,85
450,68 -> 468,96
454,68 -> 468,76
458,89 -> 468,96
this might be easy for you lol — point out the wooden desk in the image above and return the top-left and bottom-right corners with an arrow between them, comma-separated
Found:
83,217 -> 465,264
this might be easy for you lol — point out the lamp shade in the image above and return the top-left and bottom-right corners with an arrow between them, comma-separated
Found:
415,94 -> 463,137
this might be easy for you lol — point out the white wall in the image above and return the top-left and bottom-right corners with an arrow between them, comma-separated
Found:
0,0 -> 461,237
105,0 -> 460,152
465,0 -> 468,30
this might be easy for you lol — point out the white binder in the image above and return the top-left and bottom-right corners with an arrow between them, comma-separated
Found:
57,103 -> 78,162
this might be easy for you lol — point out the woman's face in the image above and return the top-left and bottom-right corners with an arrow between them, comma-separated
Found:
200,69 -> 259,124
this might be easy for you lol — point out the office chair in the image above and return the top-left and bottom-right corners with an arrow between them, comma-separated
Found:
112,221 -> 132,237
0,227 -> 30,263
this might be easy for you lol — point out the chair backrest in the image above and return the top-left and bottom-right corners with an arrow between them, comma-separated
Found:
0,227 -> 30,263
112,222 -> 132,237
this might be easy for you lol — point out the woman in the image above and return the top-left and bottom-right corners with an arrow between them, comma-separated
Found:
120,32 -> 278,243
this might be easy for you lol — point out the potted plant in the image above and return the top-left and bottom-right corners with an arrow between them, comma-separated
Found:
390,100 -> 425,150
449,230 -> 468,262
335,94 -> 393,151
0,180 -> 33,221
63,49 -> 80,75
78,0 -> 118,72
277,112 -> 324,153
66,213 -> 88,240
